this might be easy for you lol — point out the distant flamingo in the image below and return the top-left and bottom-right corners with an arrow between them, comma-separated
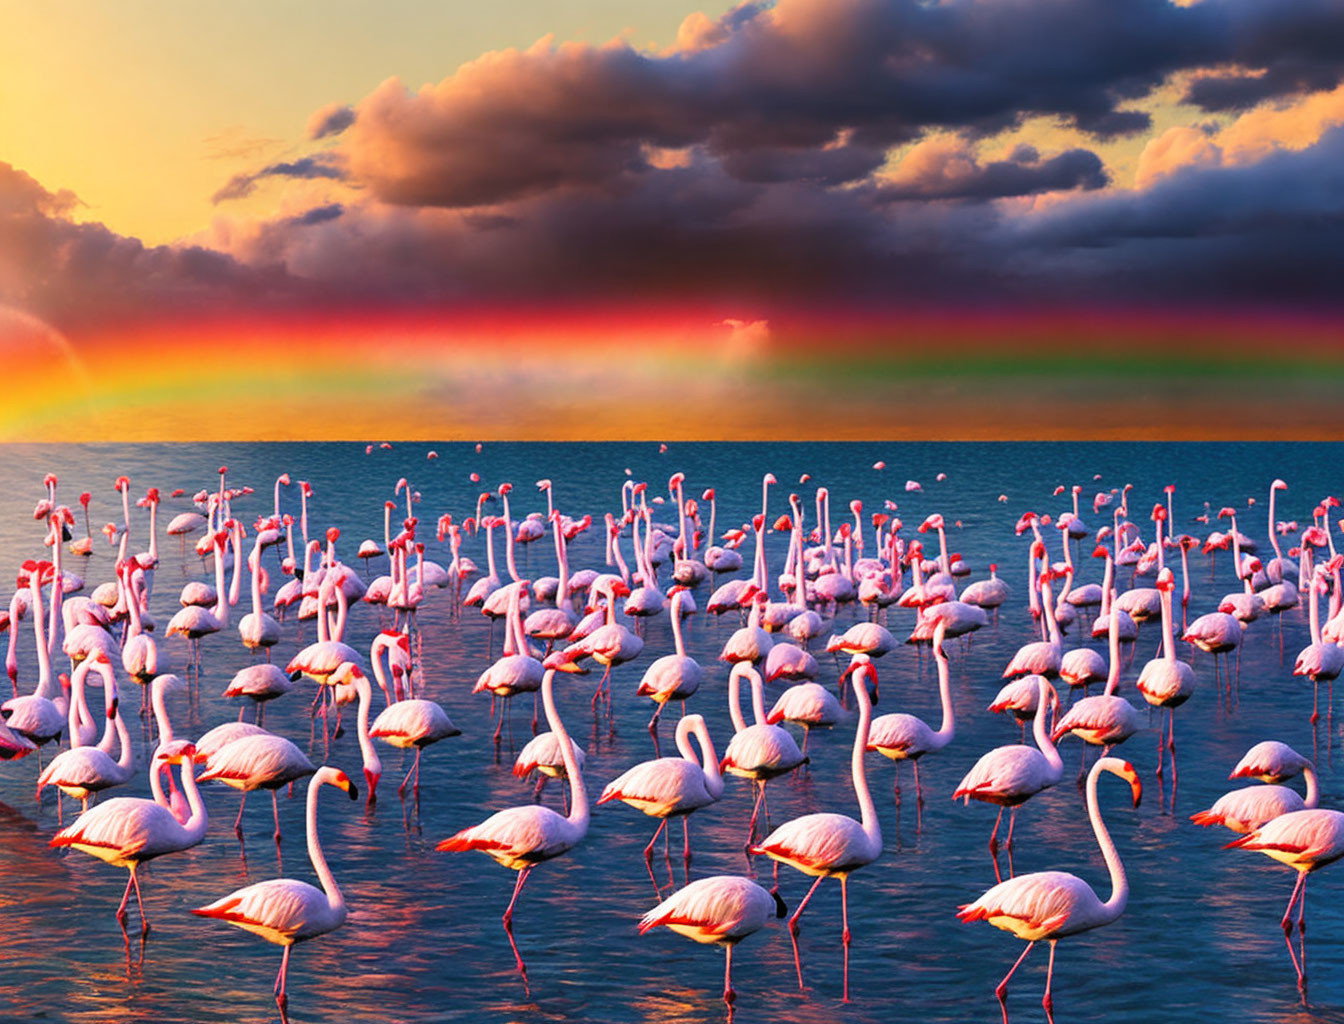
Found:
636,586 -> 703,749
750,653 -> 882,1002
957,757 -> 1141,1024
639,875 -> 785,1015
1135,567 -> 1194,801
1051,604 -> 1145,770
437,656 -> 589,986
193,766 -> 358,1021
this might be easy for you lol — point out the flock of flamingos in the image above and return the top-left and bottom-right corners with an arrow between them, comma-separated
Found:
3,457 -> 1343,1023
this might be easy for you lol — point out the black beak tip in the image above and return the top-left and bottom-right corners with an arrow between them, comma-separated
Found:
772,890 -> 788,919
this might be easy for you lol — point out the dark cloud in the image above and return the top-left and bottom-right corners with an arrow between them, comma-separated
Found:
331,0 -> 1344,209
287,204 -> 345,227
874,145 -> 1108,202
1184,62 -> 1344,112
212,155 -> 345,204
0,161 -> 304,328
306,103 -> 357,139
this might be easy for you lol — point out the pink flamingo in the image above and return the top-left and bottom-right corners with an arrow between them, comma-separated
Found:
1293,563 -> 1344,724
198,732 -> 316,846
1050,604 -> 1145,770
867,619 -> 956,819
639,875 -> 785,1014
51,744 -> 207,934
37,654 -> 133,813
1225,806 -> 1344,996
1002,561 -> 1063,679
954,674 -> 1063,882
749,653 -> 882,1002
635,586 -> 703,749
766,681 -> 842,754
598,712 -> 723,888
1191,741 -> 1318,834
193,766 -> 357,1021
720,661 -> 807,849
957,757 -> 1141,1024
437,656 -> 588,987
365,635 -> 461,796
1135,567 -> 1194,801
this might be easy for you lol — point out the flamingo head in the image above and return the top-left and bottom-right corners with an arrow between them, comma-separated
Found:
1328,554 -> 1344,574
752,513 -> 765,531
1014,513 -> 1038,536
113,476 -> 129,493
326,527 -> 340,544
498,482 -> 513,497
1272,478 -> 1287,492
543,649 -> 589,673
850,499 -> 863,515
78,491 -> 91,508
919,513 -> 944,533
1218,506 -> 1236,520
102,522 -> 117,542
1052,485 -> 1065,496
839,654 -> 878,702
702,488 -> 715,502
872,513 -> 889,530
1155,567 -> 1175,592
1113,760 -> 1143,807
1151,504 -> 1167,522
667,472 -> 684,493
773,515 -> 793,532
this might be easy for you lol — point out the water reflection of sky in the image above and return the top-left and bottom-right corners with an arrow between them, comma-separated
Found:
2,441 -> 1344,1022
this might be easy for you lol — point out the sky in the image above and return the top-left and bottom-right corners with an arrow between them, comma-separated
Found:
4,0 -> 1344,439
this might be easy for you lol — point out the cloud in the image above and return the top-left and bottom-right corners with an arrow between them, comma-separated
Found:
306,103 -> 357,140
875,139 -> 1108,201
212,154 -> 346,204
322,0 -> 1344,212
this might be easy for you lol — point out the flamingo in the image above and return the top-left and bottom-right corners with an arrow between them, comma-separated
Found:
513,730 -> 585,808
954,675 -> 1063,883
1003,561 -> 1064,679
437,655 -> 589,985
956,757 -> 1141,1024
238,530 -> 282,657
867,619 -> 956,817
198,732 -> 317,846
1051,604 -> 1145,769
37,654 -> 134,813
1134,567 -> 1194,800
473,581 -> 543,742
639,875 -> 786,1014
635,586 -> 703,749
1191,741 -> 1318,834
766,681 -> 842,755
1225,807 -> 1344,996
193,766 -> 358,1021
720,661 -> 807,848
961,563 -> 1010,609
562,577 -> 643,710
50,744 -> 208,933
598,713 -> 723,887
1293,563 -> 1344,724
363,637 -> 461,796
222,663 -> 295,725
749,653 -> 882,1002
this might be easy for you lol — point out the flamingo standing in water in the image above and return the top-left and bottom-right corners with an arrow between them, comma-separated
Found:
867,619 -> 955,821
599,713 -> 723,889
635,586 -> 703,751
364,635 -> 461,797
1191,740 -> 1318,834
954,675 -> 1063,882
437,655 -> 589,987
750,653 -> 882,1002
1225,806 -> 1344,996
1293,562 -> 1344,725
193,766 -> 358,1021
957,757 -> 1141,1024
639,874 -> 786,1015
720,661 -> 807,849
51,744 -> 207,933
1135,567 -> 1194,803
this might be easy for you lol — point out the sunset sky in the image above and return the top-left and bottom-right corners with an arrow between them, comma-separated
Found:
4,0 -> 1344,439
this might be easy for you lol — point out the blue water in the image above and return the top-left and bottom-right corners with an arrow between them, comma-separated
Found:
2,441 -> 1344,1024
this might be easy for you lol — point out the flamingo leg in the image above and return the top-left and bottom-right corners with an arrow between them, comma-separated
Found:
723,942 -> 736,1009
234,791 -> 249,838
130,863 -> 149,934
995,940 -> 1036,1024
1042,939 -> 1058,1024
274,943 -> 292,1022
1005,809 -> 1018,878
643,819 -> 669,894
840,874 -> 852,1003
989,806 -> 1005,883
273,790 -> 283,844
913,760 -> 925,832
1281,872 -> 1308,993
787,874 -> 827,991
502,866 -> 533,987
1167,710 -> 1178,803
745,782 -> 766,855
116,871 -> 135,921
682,817 -> 692,884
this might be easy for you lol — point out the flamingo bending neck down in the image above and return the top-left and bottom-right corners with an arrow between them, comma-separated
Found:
750,653 -> 882,1002
193,766 -> 358,1021
956,756 -> 1141,1024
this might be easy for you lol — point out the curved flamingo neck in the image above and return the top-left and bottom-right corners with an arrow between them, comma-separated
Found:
501,493 -> 520,583
1088,761 -> 1129,919
151,676 -> 176,746
1103,606 -> 1121,696
249,537 -> 265,620
670,593 -> 688,657
306,772 -> 346,917
1159,584 -> 1175,662
542,668 -> 588,828
727,665 -> 749,734
848,663 -> 881,850
1269,485 -> 1284,561
67,659 -> 95,749
680,714 -> 723,798
747,666 -> 768,725
211,538 -> 229,625
29,572 -> 54,700
354,674 -> 382,781
370,636 -> 395,704
228,524 -> 244,606
1032,675 -> 1063,775
931,635 -> 955,747
1309,575 -> 1323,645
